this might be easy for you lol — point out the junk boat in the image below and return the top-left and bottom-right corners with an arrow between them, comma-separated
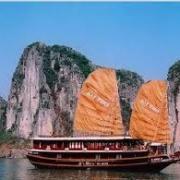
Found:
27,68 -> 179,171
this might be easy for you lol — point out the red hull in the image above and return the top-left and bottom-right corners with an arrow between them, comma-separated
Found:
27,153 -> 176,172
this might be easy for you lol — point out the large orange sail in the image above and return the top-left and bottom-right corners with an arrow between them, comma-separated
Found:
73,68 -> 124,136
129,80 -> 171,144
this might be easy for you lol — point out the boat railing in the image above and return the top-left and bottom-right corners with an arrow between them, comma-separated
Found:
32,141 -> 148,152
69,147 -> 83,150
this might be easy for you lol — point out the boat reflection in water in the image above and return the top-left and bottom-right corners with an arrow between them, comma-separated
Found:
27,68 -> 180,171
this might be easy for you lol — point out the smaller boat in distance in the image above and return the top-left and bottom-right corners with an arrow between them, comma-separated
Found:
27,68 -> 179,171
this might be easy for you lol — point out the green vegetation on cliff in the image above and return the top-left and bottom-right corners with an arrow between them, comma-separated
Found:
43,48 -> 58,89
168,60 -> 180,95
0,131 -> 15,144
41,44 -> 93,89
116,69 -> 144,87
0,97 -> 7,131
12,57 -> 25,88
51,45 -> 93,78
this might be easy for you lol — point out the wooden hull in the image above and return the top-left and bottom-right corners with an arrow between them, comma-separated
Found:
27,153 -> 176,172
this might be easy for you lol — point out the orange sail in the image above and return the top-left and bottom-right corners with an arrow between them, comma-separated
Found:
73,68 -> 124,136
129,80 -> 171,144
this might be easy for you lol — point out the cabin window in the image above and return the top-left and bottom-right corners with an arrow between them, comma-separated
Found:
57,142 -> 64,150
57,154 -> 62,158
33,141 -> 40,149
50,142 -> 58,150
96,154 -> 100,159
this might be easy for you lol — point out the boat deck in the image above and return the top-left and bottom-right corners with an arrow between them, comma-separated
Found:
30,148 -> 148,153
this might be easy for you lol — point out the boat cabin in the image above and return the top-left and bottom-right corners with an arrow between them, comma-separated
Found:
32,136 -> 145,151
149,143 -> 167,155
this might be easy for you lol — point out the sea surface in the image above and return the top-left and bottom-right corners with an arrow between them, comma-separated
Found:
0,159 -> 180,180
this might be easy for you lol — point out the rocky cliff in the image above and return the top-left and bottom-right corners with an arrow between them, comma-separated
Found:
6,42 -> 143,138
116,69 -> 144,131
168,60 -> 180,151
0,96 -> 7,131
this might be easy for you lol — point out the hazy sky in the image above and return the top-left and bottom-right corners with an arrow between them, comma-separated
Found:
0,2 -> 180,99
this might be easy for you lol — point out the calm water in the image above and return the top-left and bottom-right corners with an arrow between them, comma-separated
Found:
0,159 -> 180,180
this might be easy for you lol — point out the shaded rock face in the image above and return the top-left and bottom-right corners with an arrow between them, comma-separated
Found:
168,60 -> 180,151
117,70 -> 144,131
0,97 -> 7,131
6,42 -> 144,139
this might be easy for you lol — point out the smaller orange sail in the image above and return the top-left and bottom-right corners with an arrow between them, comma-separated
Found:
129,80 -> 171,144
73,68 -> 124,136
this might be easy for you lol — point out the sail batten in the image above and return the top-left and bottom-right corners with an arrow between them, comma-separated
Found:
73,68 -> 124,136
129,80 -> 171,144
